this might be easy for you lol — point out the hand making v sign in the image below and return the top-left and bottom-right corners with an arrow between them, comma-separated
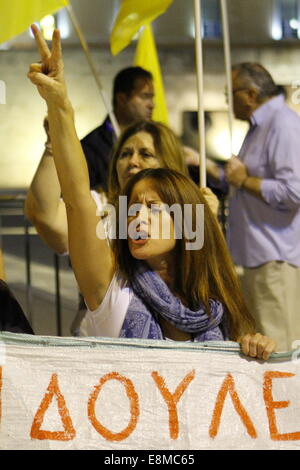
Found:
27,24 -> 68,107
27,24 -> 114,313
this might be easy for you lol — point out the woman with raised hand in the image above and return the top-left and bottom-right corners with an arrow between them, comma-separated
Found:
27,26 -> 276,359
25,26 -> 218,335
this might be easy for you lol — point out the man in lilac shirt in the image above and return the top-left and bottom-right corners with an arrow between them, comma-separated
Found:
224,63 -> 300,352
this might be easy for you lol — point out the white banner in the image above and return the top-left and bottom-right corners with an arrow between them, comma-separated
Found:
0,332 -> 299,450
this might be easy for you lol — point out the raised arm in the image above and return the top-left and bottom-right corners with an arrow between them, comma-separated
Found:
24,118 -> 68,254
27,25 -> 114,310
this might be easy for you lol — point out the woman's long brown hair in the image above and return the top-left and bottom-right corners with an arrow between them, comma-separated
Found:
108,120 -> 188,205
113,168 -> 256,341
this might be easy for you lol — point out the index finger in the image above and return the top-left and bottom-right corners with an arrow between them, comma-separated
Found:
31,24 -> 51,61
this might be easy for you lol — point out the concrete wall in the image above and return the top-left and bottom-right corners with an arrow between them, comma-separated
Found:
1,43 -> 300,189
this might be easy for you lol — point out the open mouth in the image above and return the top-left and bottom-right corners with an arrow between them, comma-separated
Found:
132,230 -> 148,240
129,230 -> 149,245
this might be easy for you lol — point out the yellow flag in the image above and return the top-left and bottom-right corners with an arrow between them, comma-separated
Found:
110,0 -> 173,56
134,24 -> 168,125
0,0 -> 69,44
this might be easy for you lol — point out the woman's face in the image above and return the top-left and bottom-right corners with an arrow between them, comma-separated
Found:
127,178 -> 176,268
116,131 -> 161,190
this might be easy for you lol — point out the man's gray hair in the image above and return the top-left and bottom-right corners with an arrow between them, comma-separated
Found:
232,63 -> 280,101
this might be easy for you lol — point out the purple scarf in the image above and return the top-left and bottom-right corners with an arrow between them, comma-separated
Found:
120,266 -> 228,341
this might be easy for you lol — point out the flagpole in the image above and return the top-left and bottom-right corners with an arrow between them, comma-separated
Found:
193,0 -> 206,188
220,0 -> 233,155
66,4 -> 120,137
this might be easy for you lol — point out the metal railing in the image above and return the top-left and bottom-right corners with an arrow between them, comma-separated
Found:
0,194 -> 63,336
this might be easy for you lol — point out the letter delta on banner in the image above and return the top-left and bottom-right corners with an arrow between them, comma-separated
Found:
0,0 -> 69,45
0,332 -> 299,450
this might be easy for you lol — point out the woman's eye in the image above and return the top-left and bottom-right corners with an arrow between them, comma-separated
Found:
119,150 -> 131,159
141,151 -> 154,158
149,205 -> 163,214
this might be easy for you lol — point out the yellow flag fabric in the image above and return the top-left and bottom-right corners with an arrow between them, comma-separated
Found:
134,24 -> 169,124
0,0 -> 69,44
110,0 -> 173,55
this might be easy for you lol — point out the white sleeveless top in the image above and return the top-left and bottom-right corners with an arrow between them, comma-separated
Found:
79,273 -> 132,337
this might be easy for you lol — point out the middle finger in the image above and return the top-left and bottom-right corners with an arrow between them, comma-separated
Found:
50,29 -> 62,64
249,333 -> 262,357
256,336 -> 269,358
